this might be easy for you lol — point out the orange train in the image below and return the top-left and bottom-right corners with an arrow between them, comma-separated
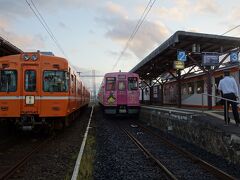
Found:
0,52 -> 90,130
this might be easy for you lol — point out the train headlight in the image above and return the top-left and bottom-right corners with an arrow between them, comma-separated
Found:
23,54 -> 30,61
31,54 -> 38,61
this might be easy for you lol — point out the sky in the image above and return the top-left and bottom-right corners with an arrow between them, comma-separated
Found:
1,0 -> 240,90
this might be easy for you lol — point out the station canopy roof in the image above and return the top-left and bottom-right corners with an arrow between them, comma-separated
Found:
130,31 -> 240,80
0,36 -> 23,57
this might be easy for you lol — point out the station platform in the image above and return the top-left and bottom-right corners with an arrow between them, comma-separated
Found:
139,104 -> 240,164
143,105 -> 240,134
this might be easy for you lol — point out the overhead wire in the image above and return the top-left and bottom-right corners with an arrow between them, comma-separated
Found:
25,0 -> 68,58
112,0 -> 157,71
221,24 -> 240,36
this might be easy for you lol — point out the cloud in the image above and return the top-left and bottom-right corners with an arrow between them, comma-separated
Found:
0,22 -> 45,51
228,6 -> 240,21
217,5 -> 240,37
105,1 -> 128,18
96,2 -> 170,59
58,22 -> 67,29
194,0 -> 222,14
0,0 -> 101,21
155,7 -> 185,21
149,0 -> 222,24
0,0 -> 98,51
107,50 -> 132,59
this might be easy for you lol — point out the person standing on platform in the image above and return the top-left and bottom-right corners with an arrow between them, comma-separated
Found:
218,70 -> 240,126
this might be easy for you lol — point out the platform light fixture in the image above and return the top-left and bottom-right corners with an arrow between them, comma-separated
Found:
192,44 -> 196,53
192,44 -> 201,53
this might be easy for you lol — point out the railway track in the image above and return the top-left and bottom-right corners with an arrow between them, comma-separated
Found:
118,121 -> 236,180
134,122 -> 236,179
120,126 -> 178,180
0,135 -> 53,180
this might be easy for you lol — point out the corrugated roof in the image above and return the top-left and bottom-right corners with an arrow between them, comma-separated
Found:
0,36 -> 23,57
130,31 -> 240,79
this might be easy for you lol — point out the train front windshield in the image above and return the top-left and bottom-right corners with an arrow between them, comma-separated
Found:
106,77 -> 116,91
128,77 -> 138,90
0,70 -> 17,92
43,71 -> 69,92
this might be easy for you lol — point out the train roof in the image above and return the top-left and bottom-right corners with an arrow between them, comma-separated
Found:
104,71 -> 138,77
0,52 -> 68,64
130,31 -> 240,80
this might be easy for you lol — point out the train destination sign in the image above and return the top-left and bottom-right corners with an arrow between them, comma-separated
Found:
173,61 -> 185,69
202,52 -> 219,66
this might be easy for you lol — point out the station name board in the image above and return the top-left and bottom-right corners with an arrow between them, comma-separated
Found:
202,52 -> 219,66
173,61 -> 185,70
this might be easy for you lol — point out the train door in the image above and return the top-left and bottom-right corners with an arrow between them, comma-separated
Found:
117,80 -> 127,106
21,64 -> 39,116
127,77 -> 139,105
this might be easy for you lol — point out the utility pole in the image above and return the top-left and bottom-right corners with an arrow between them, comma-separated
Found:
79,70 -> 104,103
92,69 -> 96,102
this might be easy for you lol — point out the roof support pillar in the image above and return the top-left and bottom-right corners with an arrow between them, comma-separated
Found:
149,79 -> 153,105
177,70 -> 182,108
189,53 -> 230,110
160,83 -> 164,105
206,69 -> 212,110
155,78 -> 165,106
141,80 -> 152,104
141,88 -> 144,104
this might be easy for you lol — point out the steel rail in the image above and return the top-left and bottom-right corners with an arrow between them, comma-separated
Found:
0,136 -> 53,180
135,122 -> 236,180
119,126 -> 178,180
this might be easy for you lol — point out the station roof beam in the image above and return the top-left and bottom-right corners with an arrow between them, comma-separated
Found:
130,31 -> 240,80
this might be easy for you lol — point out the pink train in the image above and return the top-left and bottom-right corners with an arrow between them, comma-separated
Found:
98,72 -> 140,115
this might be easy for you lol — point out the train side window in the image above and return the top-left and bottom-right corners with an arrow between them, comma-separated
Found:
0,70 -> 17,92
43,70 -> 69,92
25,70 -> 36,92
196,80 -> 204,94
118,81 -> 126,91
187,82 -> 194,94
128,77 -> 138,90
106,77 -> 116,91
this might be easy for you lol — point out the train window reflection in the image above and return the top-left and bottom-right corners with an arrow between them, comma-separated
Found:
43,71 -> 69,92
25,70 -> 36,92
0,70 -> 17,92
128,77 -> 138,90
106,77 -> 116,91
118,81 -> 126,91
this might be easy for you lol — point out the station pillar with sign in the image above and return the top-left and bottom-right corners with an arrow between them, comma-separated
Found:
202,52 -> 220,110
174,51 -> 186,108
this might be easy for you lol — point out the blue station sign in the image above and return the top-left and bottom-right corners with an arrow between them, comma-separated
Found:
230,51 -> 239,63
177,51 -> 187,62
